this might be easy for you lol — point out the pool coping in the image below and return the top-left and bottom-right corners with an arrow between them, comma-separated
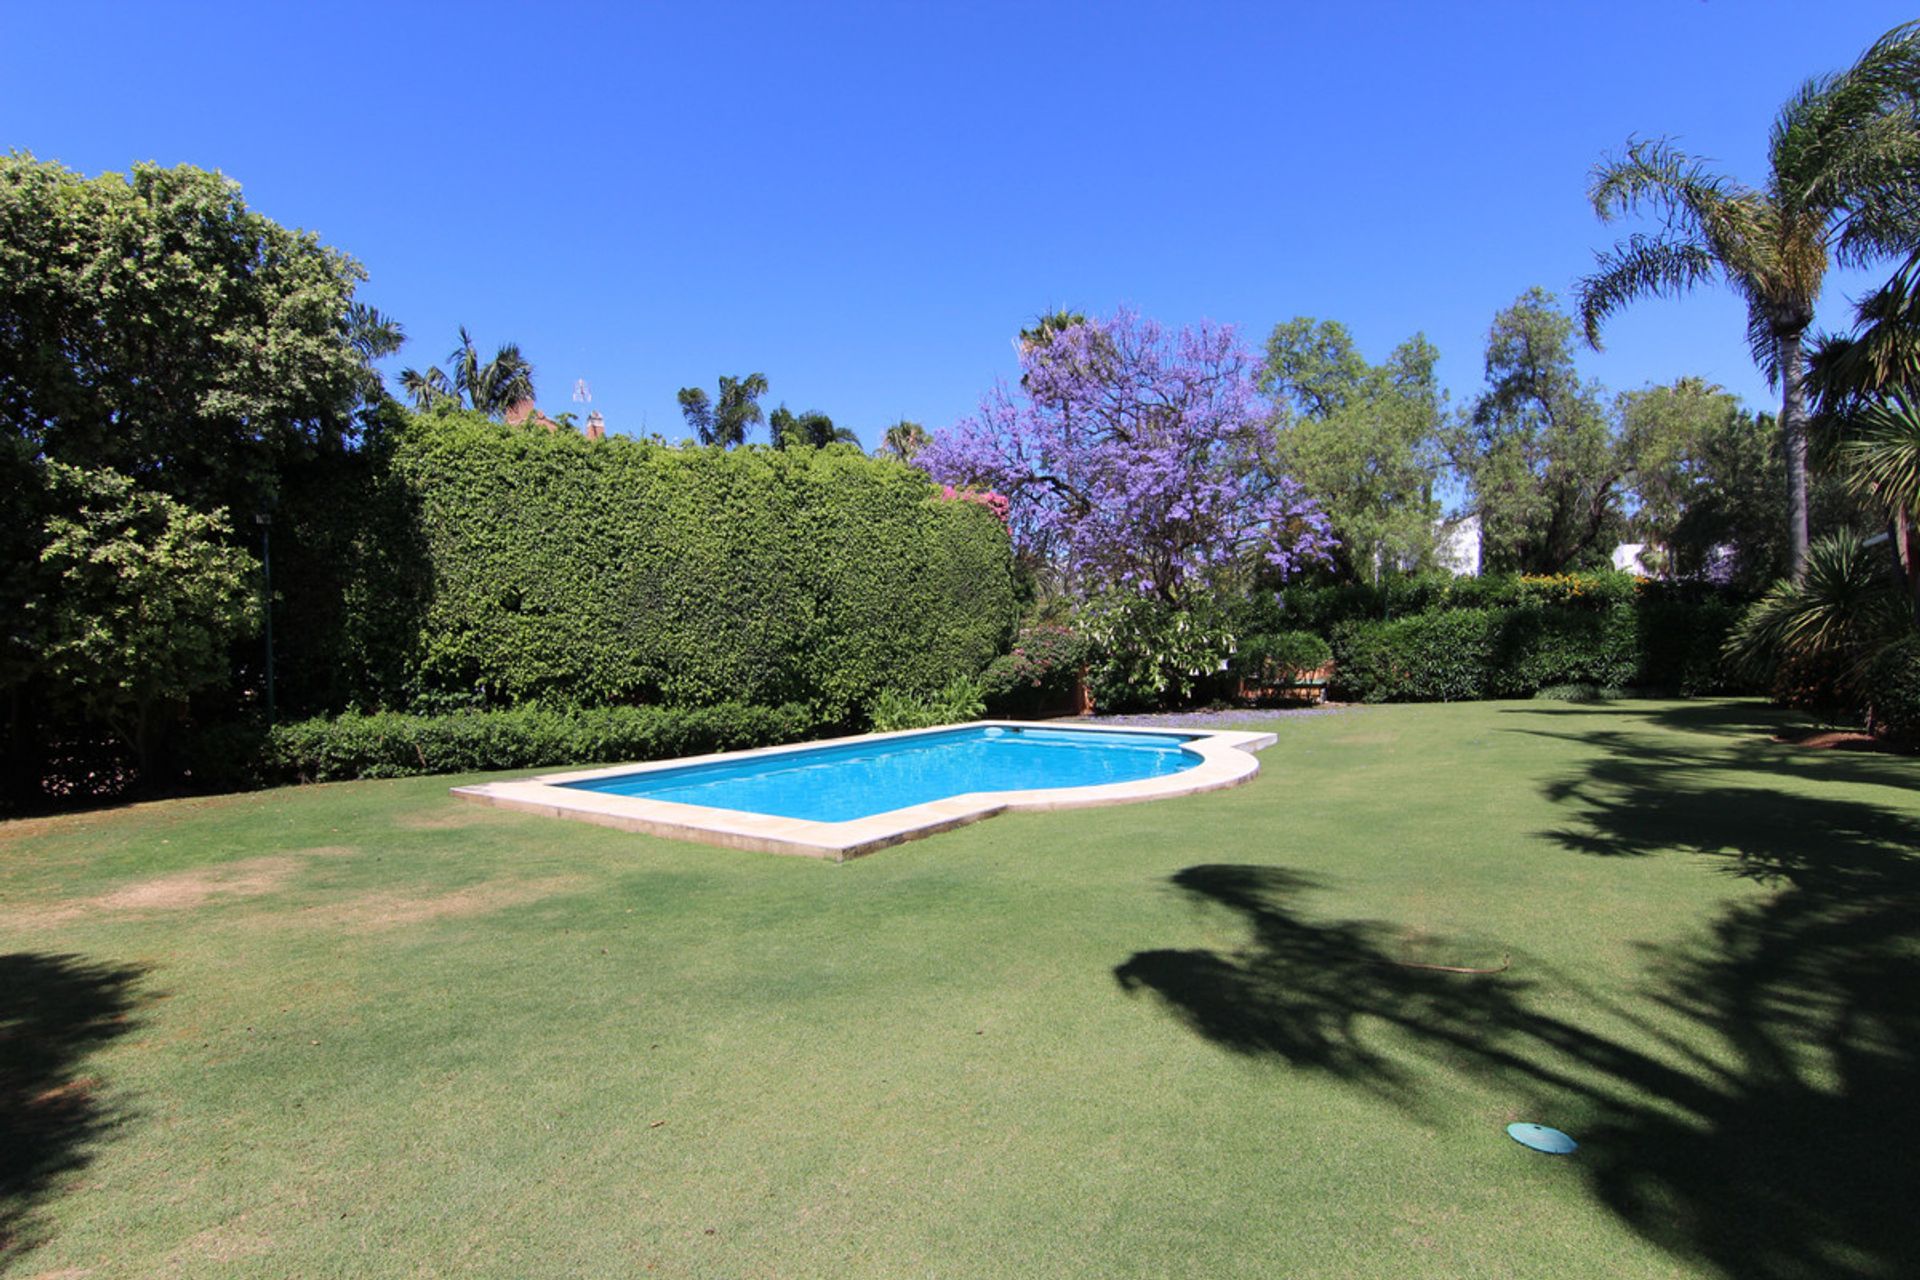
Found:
449,720 -> 1277,862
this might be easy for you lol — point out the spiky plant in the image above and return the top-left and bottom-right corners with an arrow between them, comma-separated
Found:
1724,530 -> 1908,705
1577,21 -> 1920,577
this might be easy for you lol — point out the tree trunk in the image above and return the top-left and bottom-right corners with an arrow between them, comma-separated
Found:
1780,332 -> 1811,579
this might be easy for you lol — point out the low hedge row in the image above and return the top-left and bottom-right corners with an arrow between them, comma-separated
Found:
1871,633 -> 1920,742
187,702 -> 822,787
1328,600 -> 1742,703
1272,571 -> 1647,633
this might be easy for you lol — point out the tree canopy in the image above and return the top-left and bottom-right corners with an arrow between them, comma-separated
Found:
1577,20 -> 1920,574
677,374 -> 769,447
1451,290 -> 1625,573
399,327 -> 536,419
917,310 -> 1332,601
1259,318 -> 1446,581
0,153 -> 376,517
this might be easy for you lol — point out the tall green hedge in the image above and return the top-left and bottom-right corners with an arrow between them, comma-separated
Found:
387,416 -> 1015,720
1328,598 -> 1741,703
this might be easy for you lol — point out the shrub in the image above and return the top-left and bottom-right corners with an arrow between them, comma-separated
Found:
979,624 -> 1087,717
1233,631 -> 1332,681
1635,595 -> 1743,695
1281,570 -> 1645,629
1533,683 -> 1623,703
1331,609 -> 1497,702
1485,606 -> 1640,696
188,702 -> 822,787
1869,632 -> 1920,743
1079,592 -> 1235,711
868,678 -> 987,732
1321,590 -> 1748,705
287,414 -> 1016,722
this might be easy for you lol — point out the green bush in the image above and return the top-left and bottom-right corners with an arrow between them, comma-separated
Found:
1331,609 -> 1497,702
188,702 -> 823,787
1869,632 -> 1920,743
868,678 -> 987,732
1329,597 -> 1736,703
1281,570 -> 1648,630
1078,592 -> 1235,711
317,414 -> 1016,722
979,624 -> 1087,717
1635,595 -> 1743,695
1233,630 -> 1331,682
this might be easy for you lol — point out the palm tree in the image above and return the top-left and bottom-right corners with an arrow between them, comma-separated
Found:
768,405 -> 859,450
345,302 -> 405,406
1577,20 -> 1920,577
399,327 -> 536,419
676,373 -> 768,447
877,419 -> 930,462
1807,254 -> 1920,620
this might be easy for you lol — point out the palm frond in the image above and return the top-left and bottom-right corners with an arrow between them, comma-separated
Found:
1575,233 -> 1719,347
397,365 -> 455,412
1724,529 -> 1907,686
1841,389 -> 1920,518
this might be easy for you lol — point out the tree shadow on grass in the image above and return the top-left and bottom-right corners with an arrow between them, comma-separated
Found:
0,953 -> 147,1270
1116,704 -> 1920,1279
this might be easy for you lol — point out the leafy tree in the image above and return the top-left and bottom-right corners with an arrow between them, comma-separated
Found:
33,464 -> 258,773
399,327 -> 535,419
1259,318 -> 1446,581
917,309 -> 1332,602
1451,290 -> 1625,573
1577,20 -> 1920,576
0,153 -> 374,517
768,405 -> 859,449
877,419 -> 930,462
676,373 -> 768,447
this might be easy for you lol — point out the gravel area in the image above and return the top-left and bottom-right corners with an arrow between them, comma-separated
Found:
1077,703 -> 1356,729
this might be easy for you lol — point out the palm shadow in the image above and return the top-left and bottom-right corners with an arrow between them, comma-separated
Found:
1115,703 -> 1920,1279
0,953 -> 148,1269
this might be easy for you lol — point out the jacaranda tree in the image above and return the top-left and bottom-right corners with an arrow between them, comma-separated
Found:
917,310 -> 1333,603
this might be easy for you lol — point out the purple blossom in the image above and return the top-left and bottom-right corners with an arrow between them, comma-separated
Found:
918,310 -> 1335,599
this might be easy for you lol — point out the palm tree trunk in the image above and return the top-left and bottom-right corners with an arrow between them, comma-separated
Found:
1780,332 -> 1811,579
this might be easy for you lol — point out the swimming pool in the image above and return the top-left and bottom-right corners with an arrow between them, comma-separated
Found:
452,720 -> 1276,860
559,725 -> 1202,823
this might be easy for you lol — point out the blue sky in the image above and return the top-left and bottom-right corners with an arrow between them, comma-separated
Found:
6,1 -> 1917,453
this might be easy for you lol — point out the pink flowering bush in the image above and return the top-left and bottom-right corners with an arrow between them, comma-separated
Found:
938,484 -> 1011,523
978,623 -> 1087,716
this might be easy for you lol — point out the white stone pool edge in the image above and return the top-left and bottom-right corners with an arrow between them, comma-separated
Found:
450,720 -> 1278,862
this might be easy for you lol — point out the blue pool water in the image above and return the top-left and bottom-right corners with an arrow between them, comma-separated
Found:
560,725 -> 1203,823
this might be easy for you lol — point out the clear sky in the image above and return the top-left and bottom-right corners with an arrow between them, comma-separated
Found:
5,1 -> 1917,453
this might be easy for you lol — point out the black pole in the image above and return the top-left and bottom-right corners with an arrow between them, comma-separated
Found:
258,514 -> 275,722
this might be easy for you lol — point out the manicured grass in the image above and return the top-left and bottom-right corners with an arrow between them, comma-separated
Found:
3,700 -> 1915,1278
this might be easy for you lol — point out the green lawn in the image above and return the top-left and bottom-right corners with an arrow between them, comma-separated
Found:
3,700 -> 1915,1279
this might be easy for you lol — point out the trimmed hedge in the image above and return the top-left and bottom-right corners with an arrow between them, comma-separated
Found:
1274,571 -> 1643,632
392,417 -> 1016,720
188,702 -> 822,787
1870,633 -> 1920,743
274,414 -> 1018,722
1329,600 -> 1739,703
1233,630 -> 1332,681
